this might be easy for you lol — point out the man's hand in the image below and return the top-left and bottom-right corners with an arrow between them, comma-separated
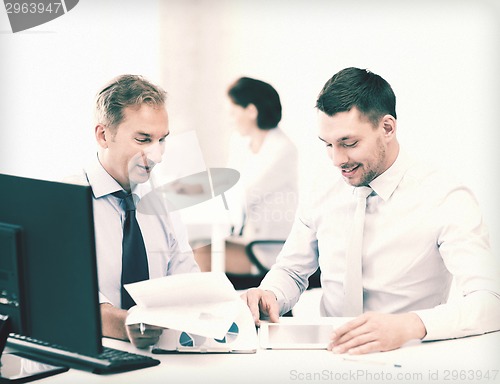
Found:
241,288 -> 280,326
328,312 -> 427,355
126,323 -> 164,349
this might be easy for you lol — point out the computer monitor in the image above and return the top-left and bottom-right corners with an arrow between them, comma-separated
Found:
0,173 -> 102,356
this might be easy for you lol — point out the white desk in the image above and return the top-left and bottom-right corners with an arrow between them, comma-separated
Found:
178,197 -> 233,273
33,327 -> 500,384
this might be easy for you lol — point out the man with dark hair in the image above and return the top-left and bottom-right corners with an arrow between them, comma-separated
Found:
244,67 -> 500,354
68,74 -> 200,348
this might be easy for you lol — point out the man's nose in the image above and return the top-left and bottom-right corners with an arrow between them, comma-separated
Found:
145,142 -> 164,164
330,147 -> 348,168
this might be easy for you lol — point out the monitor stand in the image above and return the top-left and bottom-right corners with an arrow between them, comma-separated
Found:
0,314 -> 68,383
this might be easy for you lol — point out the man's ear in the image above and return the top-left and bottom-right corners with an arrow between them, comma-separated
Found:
95,124 -> 109,149
381,115 -> 397,138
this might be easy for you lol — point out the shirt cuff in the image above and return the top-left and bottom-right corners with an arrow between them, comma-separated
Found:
98,292 -> 112,305
258,284 -> 289,316
412,291 -> 500,341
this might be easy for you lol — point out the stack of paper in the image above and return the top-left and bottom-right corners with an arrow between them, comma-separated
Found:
125,272 -> 242,340
125,272 -> 257,353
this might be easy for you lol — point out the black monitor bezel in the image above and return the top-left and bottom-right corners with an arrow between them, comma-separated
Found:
0,173 -> 102,356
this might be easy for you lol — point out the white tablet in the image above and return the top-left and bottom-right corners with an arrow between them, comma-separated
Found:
259,323 -> 334,350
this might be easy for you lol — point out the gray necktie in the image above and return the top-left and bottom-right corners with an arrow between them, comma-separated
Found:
343,186 -> 373,316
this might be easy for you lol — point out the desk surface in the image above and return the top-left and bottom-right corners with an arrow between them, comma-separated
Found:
32,326 -> 499,384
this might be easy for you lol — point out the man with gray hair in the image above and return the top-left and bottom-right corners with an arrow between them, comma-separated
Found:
69,74 -> 199,348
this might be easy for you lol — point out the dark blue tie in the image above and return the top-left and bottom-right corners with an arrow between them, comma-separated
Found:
113,191 -> 149,310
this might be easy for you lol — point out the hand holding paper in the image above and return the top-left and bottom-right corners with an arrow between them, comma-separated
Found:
124,272 -> 241,339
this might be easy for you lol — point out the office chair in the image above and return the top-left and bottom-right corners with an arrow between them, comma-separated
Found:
226,239 -> 321,292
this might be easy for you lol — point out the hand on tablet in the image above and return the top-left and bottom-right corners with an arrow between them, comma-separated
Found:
327,312 -> 426,355
242,288 -> 280,326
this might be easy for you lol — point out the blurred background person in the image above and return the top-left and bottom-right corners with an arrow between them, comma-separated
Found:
194,77 -> 299,277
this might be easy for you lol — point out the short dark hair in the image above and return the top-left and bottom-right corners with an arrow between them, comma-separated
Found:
227,77 -> 282,130
316,67 -> 396,126
95,74 -> 167,129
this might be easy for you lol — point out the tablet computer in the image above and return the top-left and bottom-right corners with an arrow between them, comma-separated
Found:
259,323 -> 334,349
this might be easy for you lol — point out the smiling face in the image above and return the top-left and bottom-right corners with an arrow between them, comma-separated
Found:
318,107 -> 398,187
96,104 -> 169,192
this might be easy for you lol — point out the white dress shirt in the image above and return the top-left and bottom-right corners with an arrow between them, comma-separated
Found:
67,157 -> 200,308
226,127 -> 299,241
260,150 -> 500,341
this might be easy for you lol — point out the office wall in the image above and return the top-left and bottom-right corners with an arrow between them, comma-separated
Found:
0,0 -> 162,180
158,0 -> 500,251
1,0 -> 499,250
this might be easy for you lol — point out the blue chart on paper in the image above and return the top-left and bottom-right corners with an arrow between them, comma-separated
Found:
179,322 -> 239,347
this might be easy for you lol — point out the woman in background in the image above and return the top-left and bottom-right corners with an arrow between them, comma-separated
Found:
195,77 -> 299,275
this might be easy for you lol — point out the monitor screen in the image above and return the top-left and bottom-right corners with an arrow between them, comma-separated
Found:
0,173 -> 102,356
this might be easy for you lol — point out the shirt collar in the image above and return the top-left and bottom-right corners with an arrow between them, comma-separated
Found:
368,149 -> 413,202
85,154 -> 150,199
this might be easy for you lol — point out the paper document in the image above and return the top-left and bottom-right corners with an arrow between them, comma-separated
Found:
152,300 -> 258,354
125,272 -> 241,339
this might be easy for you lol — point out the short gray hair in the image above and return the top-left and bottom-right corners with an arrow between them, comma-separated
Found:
95,74 -> 167,129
